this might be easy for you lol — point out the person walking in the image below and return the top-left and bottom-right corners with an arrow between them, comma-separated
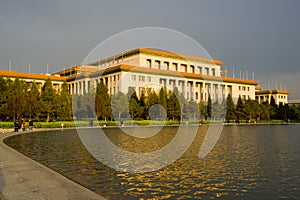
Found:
21,118 -> 26,131
14,119 -> 19,132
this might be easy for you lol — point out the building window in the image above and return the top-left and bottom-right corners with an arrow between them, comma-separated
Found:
195,92 -> 198,100
239,86 -> 241,90
247,87 -> 250,91
172,63 -> 178,71
164,61 -> 169,70
155,60 -> 161,69
198,66 -> 202,74
132,75 -> 136,81
212,68 -> 216,76
139,76 -> 145,82
148,76 -> 151,82
181,64 -> 187,72
146,59 -> 152,68
205,67 -> 209,75
190,65 -> 195,73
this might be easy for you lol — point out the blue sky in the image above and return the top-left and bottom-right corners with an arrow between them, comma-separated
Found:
0,0 -> 299,98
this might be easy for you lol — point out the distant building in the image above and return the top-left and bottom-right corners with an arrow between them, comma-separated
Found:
255,89 -> 290,105
55,48 -> 259,103
288,99 -> 300,108
0,69 -> 66,91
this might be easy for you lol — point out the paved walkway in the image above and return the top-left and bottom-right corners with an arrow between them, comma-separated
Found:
0,131 -> 106,200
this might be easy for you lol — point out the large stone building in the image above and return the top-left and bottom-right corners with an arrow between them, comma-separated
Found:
0,48 -> 290,104
55,48 -> 259,103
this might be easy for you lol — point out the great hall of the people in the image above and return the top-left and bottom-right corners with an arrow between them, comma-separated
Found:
0,48 -> 290,105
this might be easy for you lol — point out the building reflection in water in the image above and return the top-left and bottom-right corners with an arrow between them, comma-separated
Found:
4,125 -> 300,199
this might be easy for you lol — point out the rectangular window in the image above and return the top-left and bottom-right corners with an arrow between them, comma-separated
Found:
164,61 -> 169,70
155,60 -> 161,69
146,59 -> 152,68
139,76 -> 145,82
148,76 -> 151,82
181,64 -> 187,72
205,67 -> 209,75
190,65 -> 195,73
172,63 -> 178,71
132,75 -> 136,81
212,68 -> 216,76
198,66 -> 202,74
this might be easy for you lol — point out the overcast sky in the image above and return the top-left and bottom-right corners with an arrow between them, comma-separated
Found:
0,0 -> 299,99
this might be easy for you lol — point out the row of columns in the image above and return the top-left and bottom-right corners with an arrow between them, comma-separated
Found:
69,74 -> 120,96
159,78 -> 229,102
145,58 -> 217,76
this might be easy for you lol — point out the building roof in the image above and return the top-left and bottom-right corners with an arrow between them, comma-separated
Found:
255,89 -> 290,95
87,48 -> 223,66
53,65 -> 99,76
89,64 -> 258,85
0,69 -> 66,81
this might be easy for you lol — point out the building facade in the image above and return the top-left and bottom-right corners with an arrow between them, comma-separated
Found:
57,48 -> 258,103
1,48 -> 290,104
0,69 -> 66,91
255,89 -> 290,105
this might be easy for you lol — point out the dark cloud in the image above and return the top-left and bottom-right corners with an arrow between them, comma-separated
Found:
0,0 -> 299,98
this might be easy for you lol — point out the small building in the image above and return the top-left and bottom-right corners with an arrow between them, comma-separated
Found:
255,89 -> 290,105
288,99 -> 300,109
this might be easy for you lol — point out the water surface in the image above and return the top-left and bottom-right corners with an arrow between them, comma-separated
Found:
4,125 -> 300,199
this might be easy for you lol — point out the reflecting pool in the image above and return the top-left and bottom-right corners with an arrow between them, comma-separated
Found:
4,125 -> 300,199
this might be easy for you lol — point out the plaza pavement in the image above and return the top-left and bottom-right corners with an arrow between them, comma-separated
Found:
0,130 -> 106,200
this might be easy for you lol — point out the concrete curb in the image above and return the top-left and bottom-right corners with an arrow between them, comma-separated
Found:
0,131 -> 106,200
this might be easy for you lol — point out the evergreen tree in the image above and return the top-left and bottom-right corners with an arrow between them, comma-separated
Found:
8,78 -> 27,120
111,92 -> 128,121
276,102 -> 287,120
0,77 -> 9,120
206,94 -> 212,120
186,99 -> 199,120
287,104 -> 299,120
260,101 -> 272,120
139,90 -> 148,119
55,82 -> 72,120
41,79 -> 56,122
27,82 -> 42,119
158,87 -> 168,119
128,89 -> 143,120
270,96 -> 278,119
95,80 -> 112,120
167,87 -> 181,121
225,94 -> 236,121
236,96 -> 245,120
244,99 -> 260,120
212,99 -> 226,120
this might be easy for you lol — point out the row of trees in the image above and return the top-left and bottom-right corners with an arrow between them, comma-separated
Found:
1,77 -> 299,122
225,94 -> 299,121
73,80 -> 300,122
0,77 -> 72,122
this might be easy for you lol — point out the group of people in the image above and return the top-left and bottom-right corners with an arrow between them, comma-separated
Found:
14,118 -> 33,132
